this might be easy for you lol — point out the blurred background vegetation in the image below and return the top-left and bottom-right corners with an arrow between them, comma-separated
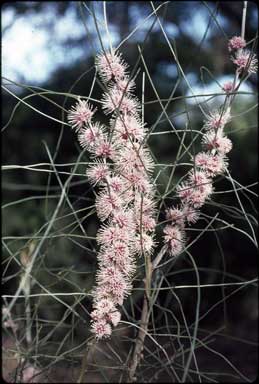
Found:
2,1 -> 258,382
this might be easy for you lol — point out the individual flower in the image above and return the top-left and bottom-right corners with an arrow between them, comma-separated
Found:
222,81 -> 235,93
124,170 -> 153,194
166,207 -> 185,228
177,173 -> 213,208
96,190 -> 124,221
113,77 -> 135,93
99,247 -> 135,277
95,268 -> 131,305
202,131 -> 232,155
114,143 -> 154,175
111,114 -> 146,142
89,137 -> 117,159
98,241 -> 130,262
203,109 -> 231,131
191,189 -> 213,208
96,51 -> 128,82
86,161 -> 110,185
111,209 -> 135,229
97,224 -> 132,246
188,170 -> 211,190
177,181 -> 212,208
232,50 -> 258,74
182,205 -> 200,224
78,122 -> 105,149
134,195 -> 156,216
102,88 -> 140,116
91,319 -> 112,339
176,182 -> 192,202
163,224 -> 185,256
107,310 -> 121,327
134,233 -> 156,255
139,214 -> 156,232
228,36 -> 246,51
94,298 -> 116,316
68,99 -> 95,131
194,152 -> 227,176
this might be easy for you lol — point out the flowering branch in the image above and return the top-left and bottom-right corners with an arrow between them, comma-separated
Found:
68,50 -> 157,339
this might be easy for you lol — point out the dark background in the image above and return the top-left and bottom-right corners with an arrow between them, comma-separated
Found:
2,1 -> 258,382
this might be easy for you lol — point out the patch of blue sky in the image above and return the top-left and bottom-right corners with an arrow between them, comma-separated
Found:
181,7 -> 228,46
128,17 -> 160,43
54,6 -> 86,42
2,7 -> 88,84
160,63 -> 178,78
164,22 -> 179,39
2,16 -> 51,83
2,4 -> 123,84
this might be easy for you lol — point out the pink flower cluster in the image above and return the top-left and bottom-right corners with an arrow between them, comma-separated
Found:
68,50 -> 156,339
228,36 -> 257,74
164,107 -> 232,255
162,40 -> 243,256
228,36 -> 246,51
222,81 -> 235,94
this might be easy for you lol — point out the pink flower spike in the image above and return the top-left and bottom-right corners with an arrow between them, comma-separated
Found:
228,36 -> 246,52
68,99 -> 95,131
